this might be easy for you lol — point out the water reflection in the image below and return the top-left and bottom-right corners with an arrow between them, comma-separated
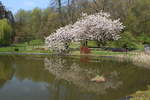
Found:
44,57 -> 123,94
0,55 -> 150,100
0,56 -> 14,88
0,77 -> 49,100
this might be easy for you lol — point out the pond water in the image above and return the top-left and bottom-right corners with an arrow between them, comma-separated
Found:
0,55 -> 150,100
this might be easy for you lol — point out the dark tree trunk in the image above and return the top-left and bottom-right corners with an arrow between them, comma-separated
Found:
81,40 -> 88,47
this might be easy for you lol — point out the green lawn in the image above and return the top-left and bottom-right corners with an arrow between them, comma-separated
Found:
0,39 -> 141,56
0,46 -> 51,53
0,39 -> 51,53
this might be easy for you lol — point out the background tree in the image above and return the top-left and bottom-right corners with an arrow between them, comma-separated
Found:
0,19 -> 13,46
0,1 -> 14,23
12,0 -> 150,48
30,8 -> 42,39
14,9 -> 32,42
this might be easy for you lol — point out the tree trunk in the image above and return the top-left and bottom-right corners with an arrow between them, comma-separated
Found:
81,40 -> 88,47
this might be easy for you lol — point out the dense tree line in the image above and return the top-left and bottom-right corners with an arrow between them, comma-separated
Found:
14,0 -> 150,47
14,8 -> 60,42
0,0 -> 149,48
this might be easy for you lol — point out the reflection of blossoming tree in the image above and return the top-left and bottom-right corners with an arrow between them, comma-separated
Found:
44,57 -> 123,94
45,12 -> 124,53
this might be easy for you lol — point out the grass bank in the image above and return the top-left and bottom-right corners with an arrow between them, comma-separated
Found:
0,39 -> 52,54
130,86 -> 150,100
0,40 -> 149,68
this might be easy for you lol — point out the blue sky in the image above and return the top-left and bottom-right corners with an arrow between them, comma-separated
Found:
1,0 -> 50,13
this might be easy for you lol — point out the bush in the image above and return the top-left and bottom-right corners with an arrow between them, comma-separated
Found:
108,32 -> 139,49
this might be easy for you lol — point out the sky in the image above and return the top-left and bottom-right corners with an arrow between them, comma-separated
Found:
1,0 -> 50,14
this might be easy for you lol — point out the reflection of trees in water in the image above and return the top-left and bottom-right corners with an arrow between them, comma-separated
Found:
0,56 -> 14,88
0,56 -> 149,100
44,56 -> 150,99
13,56 -> 54,83
44,56 -> 123,94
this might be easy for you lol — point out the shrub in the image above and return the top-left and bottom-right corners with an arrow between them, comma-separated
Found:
108,32 -> 139,49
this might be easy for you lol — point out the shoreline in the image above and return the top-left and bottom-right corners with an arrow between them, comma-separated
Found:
0,52 -> 50,55
0,51 -> 149,69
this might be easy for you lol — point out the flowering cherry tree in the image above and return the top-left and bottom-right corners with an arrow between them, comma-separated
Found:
45,24 -> 74,53
45,11 -> 124,53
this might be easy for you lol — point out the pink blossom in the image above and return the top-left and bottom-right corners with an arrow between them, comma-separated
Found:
45,11 -> 125,53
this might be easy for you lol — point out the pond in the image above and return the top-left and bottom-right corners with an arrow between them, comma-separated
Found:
0,55 -> 150,100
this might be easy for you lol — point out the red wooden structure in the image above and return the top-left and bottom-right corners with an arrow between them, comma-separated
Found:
80,46 -> 91,54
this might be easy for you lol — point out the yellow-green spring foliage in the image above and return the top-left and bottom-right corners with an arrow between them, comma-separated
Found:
0,19 -> 12,46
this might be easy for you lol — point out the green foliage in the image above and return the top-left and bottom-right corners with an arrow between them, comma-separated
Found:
12,0 -> 150,50
88,41 -> 97,47
30,8 -> 42,38
14,8 -> 63,42
137,33 -> 150,44
43,12 -> 60,36
124,0 -> 150,35
14,9 -> 38,42
108,32 -> 139,49
0,19 -> 12,46
28,39 -> 44,46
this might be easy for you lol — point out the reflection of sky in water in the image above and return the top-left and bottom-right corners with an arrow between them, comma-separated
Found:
0,77 -> 49,100
0,56 -> 150,100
